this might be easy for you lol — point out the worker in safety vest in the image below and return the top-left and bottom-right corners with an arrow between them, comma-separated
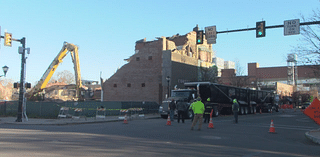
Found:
191,97 -> 205,131
203,97 -> 212,123
232,98 -> 240,124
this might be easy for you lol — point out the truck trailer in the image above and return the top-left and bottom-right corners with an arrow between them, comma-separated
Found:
159,82 -> 279,118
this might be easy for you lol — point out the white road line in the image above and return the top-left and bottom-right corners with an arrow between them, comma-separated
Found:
241,124 -> 316,131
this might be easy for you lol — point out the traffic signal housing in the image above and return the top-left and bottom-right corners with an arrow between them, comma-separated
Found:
13,82 -> 31,88
14,82 -> 19,88
256,21 -> 266,38
4,32 -> 12,47
196,30 -> 204,44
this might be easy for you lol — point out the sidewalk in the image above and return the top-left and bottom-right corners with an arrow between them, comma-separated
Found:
305,129 -> 320,145
0,113 -> 160,125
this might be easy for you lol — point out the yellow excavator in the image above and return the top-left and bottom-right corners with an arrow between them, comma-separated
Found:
28,42 -> 83,100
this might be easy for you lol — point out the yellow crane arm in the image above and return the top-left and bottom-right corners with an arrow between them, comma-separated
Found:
29,42 -> 82,98
70,44 -> 82,97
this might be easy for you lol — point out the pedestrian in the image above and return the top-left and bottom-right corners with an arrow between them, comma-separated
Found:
168,99 -> 176,122
232,98 -> 239,124
203,98 -> 212,123
191,97 -> 205,131
176,100 -> 187,123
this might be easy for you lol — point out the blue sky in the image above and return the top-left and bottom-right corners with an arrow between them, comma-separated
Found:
0,0 -> 319,84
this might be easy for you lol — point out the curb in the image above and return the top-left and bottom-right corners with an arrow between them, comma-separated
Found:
0,115 -> 160,125
305,129 -> 320,145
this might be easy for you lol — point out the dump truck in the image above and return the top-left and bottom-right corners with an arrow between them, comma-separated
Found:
159,82 -> 279,118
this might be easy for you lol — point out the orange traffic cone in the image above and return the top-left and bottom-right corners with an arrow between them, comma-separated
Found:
123,114 -> 128,124
208,117 -> 214,129
268,119 -> 276,133
166,114 -> 171,126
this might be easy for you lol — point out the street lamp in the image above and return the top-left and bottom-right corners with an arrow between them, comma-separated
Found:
0,65 -> 9,77
166,76 -> 170,97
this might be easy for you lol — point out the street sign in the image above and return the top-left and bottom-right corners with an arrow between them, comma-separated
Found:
284,19 -> 300,36
205,26 -> 217,44
304,97 -> 320,125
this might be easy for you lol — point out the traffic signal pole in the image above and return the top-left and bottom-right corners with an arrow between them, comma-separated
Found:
0,34 -> 27,122
16,37 -> 26,122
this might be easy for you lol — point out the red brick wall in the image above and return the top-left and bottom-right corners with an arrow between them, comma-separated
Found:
248,63 -> 259,77
257,66 -> 287,79
103,39 -> 163,103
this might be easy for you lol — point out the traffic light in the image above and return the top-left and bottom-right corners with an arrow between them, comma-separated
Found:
4,32 -> 12,47
26,82 -> 31,89
256,21 -> 266,38
14,82 -> 19,88
196,30 -> 204,44
13,82 -> 31,88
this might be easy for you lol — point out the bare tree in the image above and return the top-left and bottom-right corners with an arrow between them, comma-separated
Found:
235,59 -> 245,76
294,9 -> 320,69
199,65 -> 218,82
49,70 -> 75,84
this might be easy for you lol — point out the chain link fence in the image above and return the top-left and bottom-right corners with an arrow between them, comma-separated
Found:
0,101 -> 159,119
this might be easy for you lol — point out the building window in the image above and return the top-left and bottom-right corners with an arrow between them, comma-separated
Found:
127,83 -> 131,87
136,57 -> 140,61
148,56 -> 152,60
113,84 -> 117,87
142,83 -> 145,87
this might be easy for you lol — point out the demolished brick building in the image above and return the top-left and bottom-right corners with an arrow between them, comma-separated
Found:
102,27 -> 214,104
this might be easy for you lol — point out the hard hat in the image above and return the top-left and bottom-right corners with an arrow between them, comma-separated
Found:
233,99 -> 237,103
207,98 -> 211,101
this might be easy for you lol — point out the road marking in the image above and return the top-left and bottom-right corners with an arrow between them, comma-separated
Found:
243,152 -> 261,157
200,136 -> 222,140
296,117 -> 312,122
241,124 -> 316,131
278,115 -> 296,117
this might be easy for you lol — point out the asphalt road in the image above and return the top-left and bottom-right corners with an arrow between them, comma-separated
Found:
0,110 -> 319,157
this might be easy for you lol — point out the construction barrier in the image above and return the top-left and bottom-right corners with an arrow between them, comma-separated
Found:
119,109 -> 130,120
166,114 -> 171,126
57,107 -> 71,118
280,104 -> 294,109
119,108 -> 144,120
269,119 -> 276,134
208,109 -> 214,129
123,114 -> 128,124
96,107 -> 106,119
72,108 -> 87,120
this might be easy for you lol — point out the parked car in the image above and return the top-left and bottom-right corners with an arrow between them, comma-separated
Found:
301,102 -> 311,109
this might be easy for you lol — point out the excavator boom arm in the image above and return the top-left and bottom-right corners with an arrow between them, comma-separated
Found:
29,42 -> 82,99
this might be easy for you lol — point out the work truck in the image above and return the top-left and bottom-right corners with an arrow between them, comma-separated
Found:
159,82 -> 279,118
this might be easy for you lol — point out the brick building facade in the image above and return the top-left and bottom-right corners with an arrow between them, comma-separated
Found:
221,62 -> 320,97
102,28 -> 213,104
